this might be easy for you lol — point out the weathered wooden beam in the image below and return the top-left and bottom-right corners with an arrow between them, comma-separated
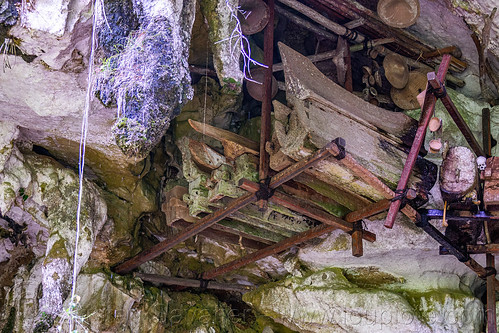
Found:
277,0 -> 365,43
483,108 -> 492,157
351,225 -> 363,257
486,253 -> 497,333
202,223 -> 339,280
260,0 -> 274,183
202,184 -> 388,280
172,220 -> 271,250
274,4 -> 338,42
188,119 -> 259,155
385,55 -> 451,229
337,149 -> 418,222
314,0 -> 432,58
239,179 -> 376,242
135,273 -> 253,293
418,212 -> 499,292
427,74 -> 485,157
115,192 -> 257,274
114,140 -> 341,274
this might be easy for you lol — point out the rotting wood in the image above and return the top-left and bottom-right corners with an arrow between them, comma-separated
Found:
277,0 -> 365,43
189,65 -> 217,77
386,56 -> 451,228
172,220 -> 271,250
275,44 -> 437,206
238,179 -> 376,242
114,139 -> 342,274
202,223 -> 339,280
281,181 -> 350,218
189,139 -> 226,171
471,8 -> 497,104
274,4 -> 338,42
483,108 -> 492,156
351,226 -> 363,257
135,273 -> 254,293
189,119 -> 259,156
202,185 -> 389,280
260,0 -> 274,183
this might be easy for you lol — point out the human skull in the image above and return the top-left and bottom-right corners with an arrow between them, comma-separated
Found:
476,156 -> 487,171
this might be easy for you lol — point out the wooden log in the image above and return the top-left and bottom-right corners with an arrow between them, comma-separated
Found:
274,4 -> 338,42
135,273 -> 254,293
277,0 -> 365,43
351,227 -> 363,257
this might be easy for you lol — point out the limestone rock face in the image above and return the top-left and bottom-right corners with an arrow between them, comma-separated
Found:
244,268 -> 483,333
0,123 -> 107,330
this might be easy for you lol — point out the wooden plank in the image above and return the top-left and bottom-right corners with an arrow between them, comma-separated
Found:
189,119 -> 259,155
172,220 -> 271,250
135,273 -> 253,293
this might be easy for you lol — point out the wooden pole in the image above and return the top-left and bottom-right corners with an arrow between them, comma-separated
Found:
385,55 -> 451,229
277,0 -> 364,43
427,74 -> 486,157
486,253 -> 497,333
483,108 -> 492,157
202,188 -> 386,280
239,179 -> 376,242
259,0 -> 274,184
114,140 -> 340,274
274,4 -> 337,42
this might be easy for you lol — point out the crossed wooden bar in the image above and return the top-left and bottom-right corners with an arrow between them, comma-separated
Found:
385,54 -> 486,229
114,139 -> 380,274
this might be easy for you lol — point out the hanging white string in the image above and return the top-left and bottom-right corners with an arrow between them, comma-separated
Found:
217,0 -> 268,83
69,1 -> 98,330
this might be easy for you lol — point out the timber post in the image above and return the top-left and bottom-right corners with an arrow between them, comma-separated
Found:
385,54 -> 451,228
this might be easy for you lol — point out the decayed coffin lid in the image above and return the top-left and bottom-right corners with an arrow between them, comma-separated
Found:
276,42 -> 436,202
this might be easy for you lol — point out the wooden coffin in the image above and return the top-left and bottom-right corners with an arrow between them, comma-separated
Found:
273,42 -> 436,203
